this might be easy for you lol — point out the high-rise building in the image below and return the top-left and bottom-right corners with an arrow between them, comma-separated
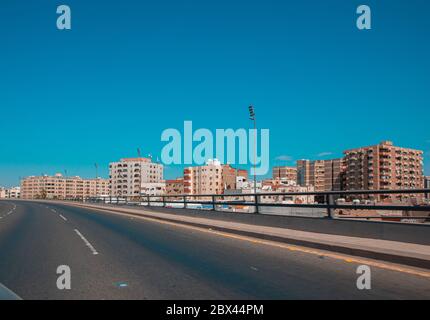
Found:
20,174 -> 109,200
183,159 -> 246,195
296,159 -> 345,192
272,166 -> 297,184
109,157 -> 164,197
343,141 -> 423,196
297,160 -> 311,187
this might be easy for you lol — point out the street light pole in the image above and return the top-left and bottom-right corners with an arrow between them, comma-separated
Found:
248,105 -> 257,195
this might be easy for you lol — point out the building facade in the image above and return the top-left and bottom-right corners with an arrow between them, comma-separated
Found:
183,159 -> 247,195
296,159 -> 345,192
272,166 -> 297,184
258,180 -> 315,204
165,178 -> 184,196
7,187 -> 21,199
343,141 -> 423,192
109,157 -> 164,197
20,174 -> 109,200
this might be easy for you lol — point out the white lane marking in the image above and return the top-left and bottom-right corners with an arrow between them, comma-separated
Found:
74,229 -> 99,255
59,214 -> 68,221
51,209 -> 56,213
0,204 -> 16,221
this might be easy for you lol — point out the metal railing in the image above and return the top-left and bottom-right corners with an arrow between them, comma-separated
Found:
83,189 -> 430,222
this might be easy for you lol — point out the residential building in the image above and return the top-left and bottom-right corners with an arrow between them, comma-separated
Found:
109,157 -> 164,197
259,180 -> 315,204
165,178 -> 184,196
7,187 -> 21,199
297,160 -> 311,187
343,141 -> 423,193
183,159 -> 247,195
141,183 -> 165,196
272,166 -> 297,184
20,174 -> 109,200
296,159 -> 345,192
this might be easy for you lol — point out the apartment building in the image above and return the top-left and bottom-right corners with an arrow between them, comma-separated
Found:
165,178 -> 184,196
425,176 -> 430,199
7,187 -> 21,199
20,174 -> 109,200
343,141 -> 423,193
109,157 -> 164,197
183,159 -> 247,195
0,187 -> 7,199
272,166 -> 297,184
296,159 -> 345,192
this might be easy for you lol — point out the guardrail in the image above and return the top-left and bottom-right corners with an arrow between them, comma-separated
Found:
81,189 -> 430,222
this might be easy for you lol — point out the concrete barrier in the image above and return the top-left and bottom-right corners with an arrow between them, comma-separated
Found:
133,206 -> 430,246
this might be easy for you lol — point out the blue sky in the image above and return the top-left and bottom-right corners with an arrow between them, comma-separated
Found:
0,0 -> 429,187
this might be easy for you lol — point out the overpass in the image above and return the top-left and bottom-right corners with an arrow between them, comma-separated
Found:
1,191 -> 430,300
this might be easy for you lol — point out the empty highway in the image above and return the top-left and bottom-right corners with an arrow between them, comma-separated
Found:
0,200 -> 429,300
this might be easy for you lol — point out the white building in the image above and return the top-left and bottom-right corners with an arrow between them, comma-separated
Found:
7,187 -> 21,199
0,187 -> 21,199
109,157 -> 164,197
141,182 -> 166,196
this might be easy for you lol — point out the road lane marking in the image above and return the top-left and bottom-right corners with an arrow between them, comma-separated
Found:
74,229 -> 99,255
59,214 -> 68,221
77,205 -> 430,279
0,204 -> 16,221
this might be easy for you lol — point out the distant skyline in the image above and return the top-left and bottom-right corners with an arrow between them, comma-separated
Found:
1,0 -> 429,187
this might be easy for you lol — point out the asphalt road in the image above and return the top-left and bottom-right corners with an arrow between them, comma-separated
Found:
0,200 -> 429,300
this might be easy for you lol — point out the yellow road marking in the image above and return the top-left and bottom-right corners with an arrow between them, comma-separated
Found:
65,203 -> 430,279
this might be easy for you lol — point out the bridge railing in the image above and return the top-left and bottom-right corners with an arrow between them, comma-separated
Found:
83,189 -> 430,222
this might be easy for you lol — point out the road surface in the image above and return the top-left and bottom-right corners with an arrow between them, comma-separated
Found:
0,200 -> 429,300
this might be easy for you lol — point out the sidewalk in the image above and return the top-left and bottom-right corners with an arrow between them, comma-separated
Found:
60,202 -> 430,269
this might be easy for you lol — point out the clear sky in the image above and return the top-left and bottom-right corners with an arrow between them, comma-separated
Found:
1,0 -> 429,187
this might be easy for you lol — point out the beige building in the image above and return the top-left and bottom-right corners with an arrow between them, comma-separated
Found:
165,178 -> 184,196
183,159 -> 246,195
109,157 -> 164,197
272,166 -> 297,184
297,159 -> 345,192
20,174 -> 109,200
344,141 -> 423,193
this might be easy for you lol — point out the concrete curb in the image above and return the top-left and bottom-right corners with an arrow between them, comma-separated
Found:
62,202 -> 430,270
